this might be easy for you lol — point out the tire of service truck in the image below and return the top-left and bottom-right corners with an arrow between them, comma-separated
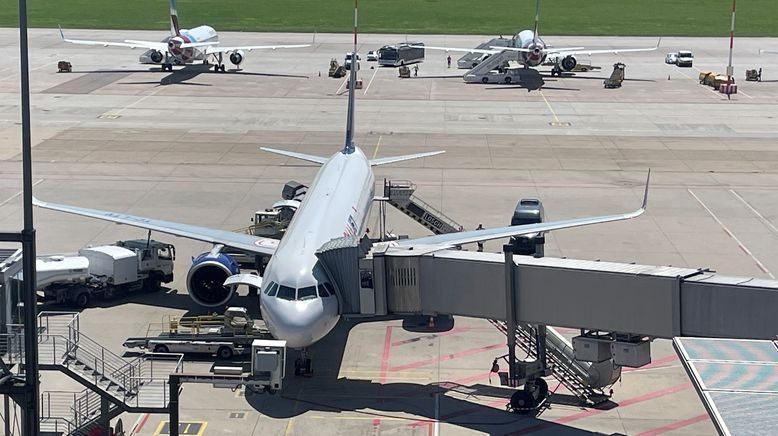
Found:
72,292 -> 90,309
481,77 -> 488,84
217,346 -> 234,360
505,76 -> 512,84
509,389 -> 535,414
153,344 -> 169,353
144,273 -> 162,292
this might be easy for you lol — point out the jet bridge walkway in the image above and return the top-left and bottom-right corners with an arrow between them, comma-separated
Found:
317,237 -> 778,407
2,312 -> 184,435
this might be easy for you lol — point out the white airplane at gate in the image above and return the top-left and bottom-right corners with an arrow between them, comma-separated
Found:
58,0 -> 308,72
419,0 -> 660,75
36,2 -> 650,373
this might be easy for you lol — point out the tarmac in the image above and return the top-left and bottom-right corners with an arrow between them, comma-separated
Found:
1,28 -> 778,435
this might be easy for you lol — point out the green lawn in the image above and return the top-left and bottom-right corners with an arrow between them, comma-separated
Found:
0,0 -> 775,36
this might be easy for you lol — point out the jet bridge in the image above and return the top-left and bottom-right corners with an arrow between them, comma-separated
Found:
317,237 -> 778,406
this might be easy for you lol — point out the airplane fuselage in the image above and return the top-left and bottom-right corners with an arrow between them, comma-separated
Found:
166,25 -> 218,64
259,147 -> 375,348
512,30 -> 547,67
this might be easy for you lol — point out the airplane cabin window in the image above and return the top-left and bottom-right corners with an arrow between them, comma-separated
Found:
277,285 -> 295,300
317,284 -> 330,297
297,286 -> 317,300
323,282 -> 336,297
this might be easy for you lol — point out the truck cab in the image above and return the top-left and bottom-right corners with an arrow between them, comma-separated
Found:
114,239 -> 175,284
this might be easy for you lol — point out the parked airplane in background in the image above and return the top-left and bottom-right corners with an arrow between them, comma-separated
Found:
418,0 -> 659,75
59,0 -> 308,72
36,1 -> 650,374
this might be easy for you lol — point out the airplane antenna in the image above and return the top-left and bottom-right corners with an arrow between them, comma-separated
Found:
343,0 -> 358,154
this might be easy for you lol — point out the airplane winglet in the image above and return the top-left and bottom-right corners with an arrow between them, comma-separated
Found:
58,25 -> 65,41
655,37 -> 662,50
641,169 -> 651,211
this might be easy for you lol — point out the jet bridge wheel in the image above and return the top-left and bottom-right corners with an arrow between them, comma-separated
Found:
509,390 -> 536,414
525,377 -> 549,402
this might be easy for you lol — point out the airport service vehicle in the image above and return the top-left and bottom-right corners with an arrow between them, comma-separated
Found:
345,52 -> 361,70
366,50 -> 378,61
509,199 -> 545,256
699,71 -> 734,89
465,63 -> 524,84
36,240 -> 174,307
123,307 -> 272,360
34,0 -> 649,374
665,53 -> 678,64
378,42 -> 425,67
416,0 -> 658,74
676,50 -> 694,67
58,0 -> 308,72
745,68 -> 762,82
604,63 -> 626,88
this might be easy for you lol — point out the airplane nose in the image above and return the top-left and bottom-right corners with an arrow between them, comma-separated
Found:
261,298 -> 335,348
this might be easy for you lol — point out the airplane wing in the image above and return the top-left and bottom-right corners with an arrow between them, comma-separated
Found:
370,151 -> 445,166
550,38 -> 661,57
260,147 -> 329,165
205,44 -> 310,55
58,27 -> 167,50
411,45 -> 501,55
32,197 -> 279,255
394,170 -> 649,250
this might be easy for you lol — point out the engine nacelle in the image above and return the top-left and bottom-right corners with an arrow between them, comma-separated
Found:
186,252 -> 239,307
229,50 -> 245,66
560,55 -> 577,71
149,50 -> 164,64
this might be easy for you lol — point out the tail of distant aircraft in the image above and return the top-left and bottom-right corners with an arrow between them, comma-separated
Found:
169,0 -> 181,36
532,0 -> 541,43
343,0 -> 359,155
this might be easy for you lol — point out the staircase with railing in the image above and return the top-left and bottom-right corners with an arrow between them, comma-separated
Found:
383,180 -> 464,235
489,320 -> 616,405
39,388 -> 122,435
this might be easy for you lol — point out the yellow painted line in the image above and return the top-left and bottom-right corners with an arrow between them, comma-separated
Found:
153,421 -> 165,436
371,135 -> 383,159
152,421 -> 207,436
195,422 -> 208,436
284,418 -> 294,436
538,90 -> 561,124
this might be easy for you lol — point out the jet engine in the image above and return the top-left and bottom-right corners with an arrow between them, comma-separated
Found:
560,55 -> 577,71
186,252 -> 239,307
229,50 -> 245,66
149,50 -> 164,64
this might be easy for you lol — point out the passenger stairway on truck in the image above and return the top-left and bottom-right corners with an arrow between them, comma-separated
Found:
0,312 -> 185,434
457,37 -> 511,69
383,180 -> 463,235
464,50 -> 520,79
488,319 -> 610,405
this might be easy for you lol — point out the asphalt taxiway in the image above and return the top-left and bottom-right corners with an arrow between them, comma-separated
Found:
2,29 -> 778,435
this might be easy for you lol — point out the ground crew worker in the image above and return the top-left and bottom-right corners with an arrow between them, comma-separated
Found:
447,55 -> 452,68
476,223 -> 484,252
413,65 -> 419,76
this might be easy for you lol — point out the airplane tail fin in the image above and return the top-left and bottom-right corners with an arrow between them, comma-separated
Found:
343,0 -> 358,155
169,0 -> 181,36
532,0 -> 541,42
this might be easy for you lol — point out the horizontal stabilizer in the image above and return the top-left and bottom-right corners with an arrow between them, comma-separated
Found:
260,147 -> 328,165
370,151 -> 445,166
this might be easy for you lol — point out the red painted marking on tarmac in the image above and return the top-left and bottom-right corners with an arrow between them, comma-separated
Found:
504,383 -> 693,435
379,326 -> 393,384
133,413 -> 150,433
391,327 -> 472,347
408,397 -> 506,428
427,422 -> 434,436
388,343 -> 503,372
635,413 -> 710,436
623,354 -> 678,372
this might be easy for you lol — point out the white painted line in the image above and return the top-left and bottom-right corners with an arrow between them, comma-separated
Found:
729,189 -> 778,234
335,77 -> 349,95
363,66 -> 380,95
0,179 -> 44,208
103,86 -> 163,118
688,189 -> 775,279
433,393 -> 440,436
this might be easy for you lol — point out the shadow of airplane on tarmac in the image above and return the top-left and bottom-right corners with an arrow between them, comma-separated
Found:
72,65 -> 308,86
242,319 -> 613,435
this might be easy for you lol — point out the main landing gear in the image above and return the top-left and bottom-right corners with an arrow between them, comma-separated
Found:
213,53 -> 226,73
294,349 -> 313,376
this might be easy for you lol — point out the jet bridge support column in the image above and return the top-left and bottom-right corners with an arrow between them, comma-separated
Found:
503,244 -> 518,387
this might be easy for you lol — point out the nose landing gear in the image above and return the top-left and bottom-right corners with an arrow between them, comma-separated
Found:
294,349 -> 313,376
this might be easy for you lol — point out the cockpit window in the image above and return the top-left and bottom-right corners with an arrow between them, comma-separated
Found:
317,284 -> 330,297
297,286 -> 317,301
264,282 -> 278,296
277,285 -> 295,300
324,282 -> 336,297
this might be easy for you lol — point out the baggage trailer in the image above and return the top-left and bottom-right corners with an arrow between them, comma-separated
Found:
123,307 -> 273,360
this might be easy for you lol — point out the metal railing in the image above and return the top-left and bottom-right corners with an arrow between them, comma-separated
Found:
385,180 -> 463,234
36,312 -> 184,411
489,320 -> 609,402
